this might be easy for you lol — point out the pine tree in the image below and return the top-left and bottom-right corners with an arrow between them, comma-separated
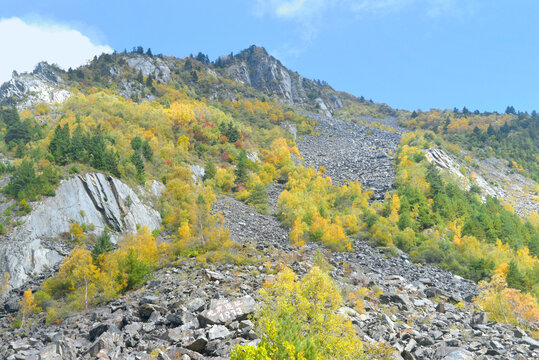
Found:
146,74 -> 154,88
70,123 -> 85,162
130,152 -> 145,183
92,228 -> 113,260
235,150 -> 249,185
247,183 -> 269,214
203,161 -> 216,180
131,136 -> 142,151
49,124 -> 71,165
142,140 -> 153,161
506,260 -> 526,291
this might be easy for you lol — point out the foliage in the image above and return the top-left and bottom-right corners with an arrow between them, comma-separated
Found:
391,132 -> 539,299
474,274 -> 539,330
277,166 -> 370,250
230,266 -> 366,360
43,227 -> 160,316
19,289 -> 36,327
400,109 -> 538,182
4,160 -> 59,200
92,228 -> 113,260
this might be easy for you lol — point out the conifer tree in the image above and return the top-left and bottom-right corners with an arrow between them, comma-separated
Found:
235,150 -> 249,185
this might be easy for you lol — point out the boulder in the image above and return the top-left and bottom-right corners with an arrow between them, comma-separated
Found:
199,296 -> 255,326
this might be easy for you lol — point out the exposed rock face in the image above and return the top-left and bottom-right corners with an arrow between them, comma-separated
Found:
125,55 -> 172,83
0,173 -> 161,290
425,148 -> 538,217
0,62 -> 71,110
223,46 -> 344,116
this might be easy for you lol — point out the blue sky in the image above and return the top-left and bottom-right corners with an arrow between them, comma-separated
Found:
1,0 -> 539,113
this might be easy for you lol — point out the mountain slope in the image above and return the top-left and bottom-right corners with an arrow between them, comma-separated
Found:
0,45 -> 537,360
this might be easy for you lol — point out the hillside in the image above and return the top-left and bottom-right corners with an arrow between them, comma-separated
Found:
0,46 -> 537,360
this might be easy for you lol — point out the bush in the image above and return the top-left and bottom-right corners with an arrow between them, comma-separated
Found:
231,266 -> 366,360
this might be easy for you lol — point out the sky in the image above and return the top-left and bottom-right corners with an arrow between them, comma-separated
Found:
1,0 -> 538,113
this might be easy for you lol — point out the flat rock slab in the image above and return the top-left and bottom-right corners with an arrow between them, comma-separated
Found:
199,296 -> 255,325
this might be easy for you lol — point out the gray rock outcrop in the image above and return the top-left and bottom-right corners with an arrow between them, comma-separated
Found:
0,172 -> 161,290
0,62 -> 71,110
223,46 -> 344,115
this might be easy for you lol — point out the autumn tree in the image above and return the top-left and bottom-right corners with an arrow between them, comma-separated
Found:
231,266 -> 366,360
19,289 -> 36,326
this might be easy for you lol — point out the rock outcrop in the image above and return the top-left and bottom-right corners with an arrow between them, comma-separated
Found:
0,172 -> 161,290
223,46 -> 344,116
0,62 -> 71,110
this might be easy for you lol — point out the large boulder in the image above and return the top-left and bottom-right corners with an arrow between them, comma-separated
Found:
0,172 -> 162,290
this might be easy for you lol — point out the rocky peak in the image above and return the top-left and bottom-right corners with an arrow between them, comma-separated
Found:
32,62 -> 63,84
221,45 -> 344,116
0,62 -> 71,109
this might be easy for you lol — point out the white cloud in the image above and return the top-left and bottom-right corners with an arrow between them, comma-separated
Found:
254,0 -> 476,58
0,17 -> 113,84
255,0 -> 474,20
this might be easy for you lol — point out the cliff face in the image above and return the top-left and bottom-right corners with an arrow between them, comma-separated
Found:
222,46 -> 344,116
0,62 -> 71,110
0,172 -> 161,290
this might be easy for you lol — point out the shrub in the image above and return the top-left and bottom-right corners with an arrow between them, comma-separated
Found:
230,266 -> 366,360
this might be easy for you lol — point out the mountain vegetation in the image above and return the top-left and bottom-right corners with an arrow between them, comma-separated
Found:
0,46 -> 537,357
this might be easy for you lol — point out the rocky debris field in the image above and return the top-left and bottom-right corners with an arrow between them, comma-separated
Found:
356,115 -> 408,133
0,259 -> 264,360
1,190 -> 538,359
297,115 -> 401,200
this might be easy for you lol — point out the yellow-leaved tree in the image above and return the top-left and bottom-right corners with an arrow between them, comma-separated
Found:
230,266 -> 367,360
19,289 -> 36,326
474,274 -> 539,329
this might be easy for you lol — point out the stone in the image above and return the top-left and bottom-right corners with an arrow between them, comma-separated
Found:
205,270 -> 225,282
404,338 -> 417,353
513,327 -> 526,338
436,302 -> 445,313
89,324 -> 109,341
207,325 -> 231,341
179,330 -> 208,352
185,298 -> 206,313
164,328 -> 183,343
471,312 -> 488,325
4,299 -> 20,313
139,303 -> 166,319
199,296 -> 255,325
522,336 -> 539,350
379,293 -> 412,311
416,335 -> 434,346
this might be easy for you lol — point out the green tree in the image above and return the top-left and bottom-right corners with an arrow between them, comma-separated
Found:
248,183 -> 269,214
235,150 -> 249,185
130,152 -> 145,183
5,160 -> 36,199
92,228 -> 113,260
203,161 -> 216,180
49,124 -> 71,165
70,123 -> 85,162
506,260 -> 526,291
142,140 -> 153,161
130,136 -> 142,151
